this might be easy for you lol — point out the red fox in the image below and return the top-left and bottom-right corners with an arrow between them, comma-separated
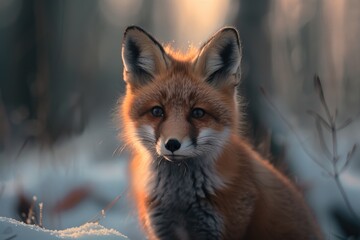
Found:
119,26 -> 323,240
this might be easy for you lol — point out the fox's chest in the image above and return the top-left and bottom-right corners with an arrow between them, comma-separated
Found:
144,161 -> 224,239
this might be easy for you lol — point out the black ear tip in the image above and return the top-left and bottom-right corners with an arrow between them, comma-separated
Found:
219,27 -> 240,45
122,26 -> 147,49
220,26 -> 238,33
122,26 -> 162,48
123,25 -> 144,38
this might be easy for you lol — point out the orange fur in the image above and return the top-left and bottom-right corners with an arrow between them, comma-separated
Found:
119,26 -> 323,240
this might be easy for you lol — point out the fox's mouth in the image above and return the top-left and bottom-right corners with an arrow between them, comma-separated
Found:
163,154 -> 188,161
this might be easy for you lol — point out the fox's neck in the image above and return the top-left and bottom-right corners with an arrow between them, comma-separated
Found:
138,155 -> 225,238
146,156 -> 226,203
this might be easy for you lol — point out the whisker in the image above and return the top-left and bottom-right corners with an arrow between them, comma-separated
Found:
113,144 -> 127,156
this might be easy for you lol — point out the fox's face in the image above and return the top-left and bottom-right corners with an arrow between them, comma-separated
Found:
121,26 -> 241,162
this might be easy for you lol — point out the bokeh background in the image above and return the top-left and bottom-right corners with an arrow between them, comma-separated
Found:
1,0 -> 359,239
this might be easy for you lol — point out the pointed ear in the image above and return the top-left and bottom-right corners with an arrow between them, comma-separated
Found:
122,26 -> 169,88
194,27 -> 241,87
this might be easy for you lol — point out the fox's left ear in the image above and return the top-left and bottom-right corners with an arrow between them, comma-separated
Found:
194,27 -> 241,87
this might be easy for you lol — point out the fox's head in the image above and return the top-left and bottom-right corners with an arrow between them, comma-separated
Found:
120,26 -> 241,162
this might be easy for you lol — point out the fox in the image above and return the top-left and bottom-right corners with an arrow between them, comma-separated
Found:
119,25 -> 323,240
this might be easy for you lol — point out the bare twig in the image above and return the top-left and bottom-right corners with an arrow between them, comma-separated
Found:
261,74 -> 360,221
26,196 -> 38,225
87,189 -> 126,224
330,124 -> 339,165
337,111 -> 360,131
39,202 -> 44,228
259,87 -> 329,172
314,118 -> 332,160
339,144 -> 357,175
337,118 -> 353,131
313,76 -> 358,220
307,110 -> 331,130
314,75 -> 332,122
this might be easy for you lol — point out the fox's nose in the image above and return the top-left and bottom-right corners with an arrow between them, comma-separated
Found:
165,139 -> 181,153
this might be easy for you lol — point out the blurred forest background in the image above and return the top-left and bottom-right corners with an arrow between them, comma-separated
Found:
0,0 -> 359,239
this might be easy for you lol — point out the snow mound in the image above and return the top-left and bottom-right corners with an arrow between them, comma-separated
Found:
0,217 -> 127,240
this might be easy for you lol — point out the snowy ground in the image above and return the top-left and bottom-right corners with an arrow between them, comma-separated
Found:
0,217 -> 127,239
0,118 -> 145,239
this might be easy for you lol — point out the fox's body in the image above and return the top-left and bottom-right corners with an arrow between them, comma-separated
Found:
120,26 -> 322,239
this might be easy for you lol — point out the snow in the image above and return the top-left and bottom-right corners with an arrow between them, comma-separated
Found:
0,217 -> 127,239
0,119 -> 146,239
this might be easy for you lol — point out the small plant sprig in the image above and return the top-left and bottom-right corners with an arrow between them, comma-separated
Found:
26,196 -> 37,225
260,75 -> 359,221
19,195 -> 44,228
87,190 -> 125,224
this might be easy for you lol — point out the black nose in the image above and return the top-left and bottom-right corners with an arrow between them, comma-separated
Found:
165,139 -> 181,153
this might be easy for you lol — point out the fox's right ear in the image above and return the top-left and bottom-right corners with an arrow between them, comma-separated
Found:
122,26 -> 169,88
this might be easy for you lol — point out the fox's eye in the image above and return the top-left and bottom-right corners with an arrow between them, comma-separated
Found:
191,108 -> 205,119
151,106 -> 164,117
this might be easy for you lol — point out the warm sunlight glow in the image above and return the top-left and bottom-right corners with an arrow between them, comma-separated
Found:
321,0 -> 345,93
99,0 -> 143,26
170,0 -> 236,50
269,0 -> 354,106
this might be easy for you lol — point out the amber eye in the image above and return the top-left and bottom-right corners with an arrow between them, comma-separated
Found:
191,108 -> 205,119
151,106 -> 164,117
